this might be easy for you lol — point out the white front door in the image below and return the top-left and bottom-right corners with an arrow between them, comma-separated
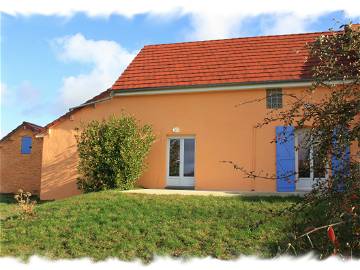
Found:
167,137 -> 195,188
295,129 -> 326,191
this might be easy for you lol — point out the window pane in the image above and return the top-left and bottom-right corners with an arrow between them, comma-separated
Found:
298,130 -> 310,178
169,139 -> 180,176
266,89 -> 283,109
184,139 -> 195,177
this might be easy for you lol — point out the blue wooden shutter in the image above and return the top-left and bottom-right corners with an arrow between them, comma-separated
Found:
332,128 -> 350,174
332,145 -> 350,174
331,129 -> 350,191
276,126 -> 295,192
21,136 -> 32,154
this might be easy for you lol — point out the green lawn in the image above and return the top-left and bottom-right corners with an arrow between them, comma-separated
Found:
0,191 -> 300,262
0,194 -> 17,221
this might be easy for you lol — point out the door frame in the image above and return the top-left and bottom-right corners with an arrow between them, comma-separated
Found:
166,136 -> 196,188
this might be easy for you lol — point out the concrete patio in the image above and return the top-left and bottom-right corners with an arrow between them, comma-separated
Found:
122,188 -> 306,197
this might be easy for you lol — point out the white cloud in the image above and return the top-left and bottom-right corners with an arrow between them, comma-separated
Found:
187,12 -> 245,40
53,34 -> 136,108
1,81 -> 40,107
260,14 -> 311,36
1,0 -> 360,40
0,82 -> 7,104
17,81 -> 40,102
0,81 -> 43,137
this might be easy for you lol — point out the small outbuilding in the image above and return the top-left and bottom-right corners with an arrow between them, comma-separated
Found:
0,121 -> 44,195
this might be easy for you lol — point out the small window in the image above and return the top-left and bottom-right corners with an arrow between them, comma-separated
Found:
21,136 -> 32,154
266,88 -> 283,109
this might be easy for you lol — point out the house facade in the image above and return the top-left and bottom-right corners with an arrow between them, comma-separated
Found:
3,30 -> 356,200
38,31 -> 347,200
0,122 -> 44,195
39,85 -> 333,200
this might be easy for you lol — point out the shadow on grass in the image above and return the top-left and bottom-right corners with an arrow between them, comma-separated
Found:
232,195 -> 303,203
0,193 -> 17,204
0,193 -> 42,204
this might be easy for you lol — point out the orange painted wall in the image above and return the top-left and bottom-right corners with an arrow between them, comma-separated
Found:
40,87 -> 332,200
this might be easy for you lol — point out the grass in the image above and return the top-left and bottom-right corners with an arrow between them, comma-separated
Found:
0,194 -> 17,220
0,191 -> 300,262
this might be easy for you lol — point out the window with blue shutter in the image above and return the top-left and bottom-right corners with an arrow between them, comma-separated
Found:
21,136 -> 32,154
276,126 -> 296,192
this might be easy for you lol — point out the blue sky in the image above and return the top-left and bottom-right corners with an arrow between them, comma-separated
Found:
1,1 -> 360,136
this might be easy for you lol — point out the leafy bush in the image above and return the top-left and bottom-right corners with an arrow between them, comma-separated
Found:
76,114 -> 155,192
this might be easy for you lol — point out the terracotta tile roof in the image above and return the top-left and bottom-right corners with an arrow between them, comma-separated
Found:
1,122 -> 44,142
45,30 -> 337,130
112,31 -> 332,91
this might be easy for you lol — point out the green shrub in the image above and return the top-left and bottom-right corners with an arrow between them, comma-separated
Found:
76,114 -> 155,192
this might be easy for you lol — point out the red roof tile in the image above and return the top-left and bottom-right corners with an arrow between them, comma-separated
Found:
112,31 -> 332,91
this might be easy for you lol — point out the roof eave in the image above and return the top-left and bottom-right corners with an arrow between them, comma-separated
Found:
112,79 -> 314,96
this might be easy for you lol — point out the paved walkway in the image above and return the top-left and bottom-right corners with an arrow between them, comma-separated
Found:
122,188 -> 305,197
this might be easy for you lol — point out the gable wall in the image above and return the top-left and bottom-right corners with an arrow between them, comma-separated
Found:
0,127 -> 43,195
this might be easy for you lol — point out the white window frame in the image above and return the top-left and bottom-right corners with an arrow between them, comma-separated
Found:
166,136 -> 195,187
295,129 -> 327,191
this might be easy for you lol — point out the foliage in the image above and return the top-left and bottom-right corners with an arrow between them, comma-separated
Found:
14,189 -> 36,218
76,114 -> 155,192
282,23 -> 360,258
0,191 -> 299,262
231,23 -> 360,258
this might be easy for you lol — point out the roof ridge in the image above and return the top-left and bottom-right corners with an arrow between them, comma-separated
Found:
143,30 -> 336,48
22,121 -> 43,129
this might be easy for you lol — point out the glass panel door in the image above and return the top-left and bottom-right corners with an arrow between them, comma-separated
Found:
184,139 -> 195,177
167,137 -> 195,187
295,129 -> 327,191
169,139 -> 180,177
298,130 -> 311,178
